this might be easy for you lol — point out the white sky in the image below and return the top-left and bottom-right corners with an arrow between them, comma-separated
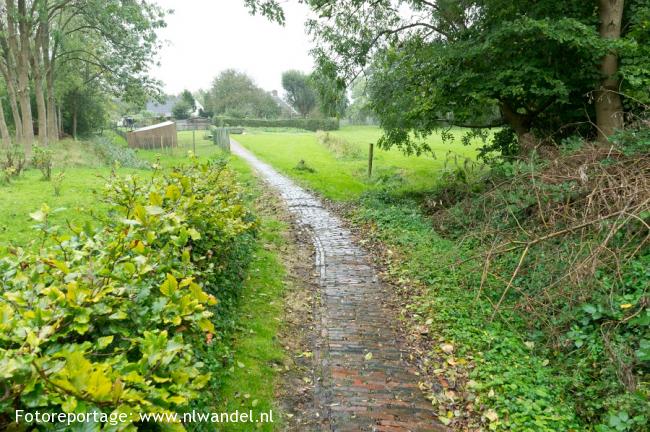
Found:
151,0 -> 314,95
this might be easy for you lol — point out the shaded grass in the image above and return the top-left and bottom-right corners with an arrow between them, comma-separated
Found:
236,125 -> 484,200
192,156 -> 289,431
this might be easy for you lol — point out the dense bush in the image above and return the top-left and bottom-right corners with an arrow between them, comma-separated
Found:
92,135 -> 150,169
214,116 -> 339,131
0,158 -> 256,429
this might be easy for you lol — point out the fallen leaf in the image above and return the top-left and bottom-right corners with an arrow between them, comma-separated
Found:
440,343 -> 454,354
364,352 -> 373,361
485,409 -> 498,422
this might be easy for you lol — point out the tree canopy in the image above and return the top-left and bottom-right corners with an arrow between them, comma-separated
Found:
281,70 -> 317,117
203,69 -> 280,119
248,0 -> 650,155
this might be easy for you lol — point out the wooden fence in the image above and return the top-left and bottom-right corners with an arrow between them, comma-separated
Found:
212,127 -> 230,152
176,119 -> 212,131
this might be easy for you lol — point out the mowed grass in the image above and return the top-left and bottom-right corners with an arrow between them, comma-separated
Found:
0,138 -> 148,248
235,125 -> 486,200
137,129 -> 219,167
0,131 -> 225,248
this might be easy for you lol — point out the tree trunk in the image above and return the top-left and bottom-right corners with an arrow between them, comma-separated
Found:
595,0 -> 625,142
45,53 -> 58,140
500,103 -> 537,154
72,104 -> 78,140
0,100 -> 11,149
0,66 -> 24,144
12,0 -> 35,156
41,12 -> 59,141
32,34 -> 48,147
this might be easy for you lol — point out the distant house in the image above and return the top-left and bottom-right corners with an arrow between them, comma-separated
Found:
145,96 -> 205,119
269,90 -> 298,117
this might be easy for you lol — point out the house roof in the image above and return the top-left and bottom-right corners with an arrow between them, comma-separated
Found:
269,91 -> 298,115
146,96 -> 204,118
146,96 -> 178,117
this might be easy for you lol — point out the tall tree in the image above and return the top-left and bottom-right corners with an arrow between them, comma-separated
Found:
595,0 -> 625,141
248,1 -> 649,154
281,70 -> 317,118
0,0 -> 165,155
204,69 -> 280,119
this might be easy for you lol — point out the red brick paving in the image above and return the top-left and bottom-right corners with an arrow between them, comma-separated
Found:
232,141 -> 448,432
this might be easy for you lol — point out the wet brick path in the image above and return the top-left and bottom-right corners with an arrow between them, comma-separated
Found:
231,141 -> 446,432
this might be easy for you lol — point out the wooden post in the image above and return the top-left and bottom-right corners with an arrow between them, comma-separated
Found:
368,143 -> 374,178
192,121 -> 196,154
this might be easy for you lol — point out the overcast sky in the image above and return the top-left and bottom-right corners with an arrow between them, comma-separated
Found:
151,0 -> 314,95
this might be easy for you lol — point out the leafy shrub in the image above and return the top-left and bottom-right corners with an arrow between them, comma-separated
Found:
316,130 -> 363,158
31,146 -> 53,180
214,116 -> 339,131
294,159 -> 316,173
609,126 -> 650,156
0,144 -> 26,181
0,158 -> 256,429
52,171 -> 65,196
92,135 -> 150,169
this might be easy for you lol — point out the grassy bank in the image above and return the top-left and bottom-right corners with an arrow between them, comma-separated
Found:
234,125 -> 649,431
236,125 -> 484,200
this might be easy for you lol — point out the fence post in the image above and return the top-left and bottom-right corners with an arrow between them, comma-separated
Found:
368,143 -> 374,178
192,120 -> 196,154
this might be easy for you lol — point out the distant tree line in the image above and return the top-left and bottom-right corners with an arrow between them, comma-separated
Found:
0,0 -> 166,157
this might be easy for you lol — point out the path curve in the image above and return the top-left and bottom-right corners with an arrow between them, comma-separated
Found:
231,140 -> 446,432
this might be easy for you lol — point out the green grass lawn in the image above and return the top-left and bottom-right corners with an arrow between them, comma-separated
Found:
0,137 -> 149,248
137,129 -> 218,167
235,125 -> 485,200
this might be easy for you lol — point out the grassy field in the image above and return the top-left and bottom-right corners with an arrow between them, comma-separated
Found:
235,125 -> 485,200
0,137 -> 146,248
0,131 -> 220,248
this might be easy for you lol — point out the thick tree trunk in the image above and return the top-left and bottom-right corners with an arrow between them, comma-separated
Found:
45,52 -> 58,140
595,0 -> 625,142
500,103 -> 537,154
0,66 -> 24,144
17,0 -> 34,154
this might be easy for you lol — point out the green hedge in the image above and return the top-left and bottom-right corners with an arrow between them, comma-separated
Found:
0,158 -> 256,427
214,116 -> 339,131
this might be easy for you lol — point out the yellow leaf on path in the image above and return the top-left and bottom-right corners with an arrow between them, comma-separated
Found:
364,352 -> 373,361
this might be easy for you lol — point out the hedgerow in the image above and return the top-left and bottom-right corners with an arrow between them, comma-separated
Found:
0,157 -> 256,429
214,116 -> 339,131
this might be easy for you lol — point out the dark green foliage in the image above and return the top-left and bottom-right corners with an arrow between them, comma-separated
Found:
609,127 -> 650,156
303,0 -> 650,154
214,116 -> 339,131
282,70 -> 317,117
